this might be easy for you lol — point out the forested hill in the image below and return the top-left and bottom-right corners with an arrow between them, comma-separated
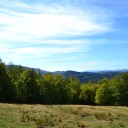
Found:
1,61 -> 128,105
23,67 -> 128,83
7,65 -> 128,83
53,70 -> 128,83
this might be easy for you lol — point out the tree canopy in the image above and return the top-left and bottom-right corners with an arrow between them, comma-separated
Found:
0,59 -> 128,106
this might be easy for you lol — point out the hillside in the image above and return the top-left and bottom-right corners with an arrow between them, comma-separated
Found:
53,70 -> 128,83
25,67 -> 128,83
6,65 -> 128,83
0,103 -> 128,128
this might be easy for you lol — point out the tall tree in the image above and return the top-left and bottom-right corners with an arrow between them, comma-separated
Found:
79,82 -> 97,105
95,82 -> 114,105
0,59 -> 15,102
111,74 -> 128,105
16,69 -> 39,103
42,73 -> 61,104
67,76 -> 81,104
7,63 -> 24,82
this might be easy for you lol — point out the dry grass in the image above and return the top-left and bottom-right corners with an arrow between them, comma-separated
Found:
0,103 -> 128,128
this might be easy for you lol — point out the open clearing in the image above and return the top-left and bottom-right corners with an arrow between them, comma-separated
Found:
0,103 -> 128,128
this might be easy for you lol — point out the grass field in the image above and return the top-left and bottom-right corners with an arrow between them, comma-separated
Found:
0,103 -> 128,128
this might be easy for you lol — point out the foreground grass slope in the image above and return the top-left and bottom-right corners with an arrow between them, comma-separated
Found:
0,104 -> 128,128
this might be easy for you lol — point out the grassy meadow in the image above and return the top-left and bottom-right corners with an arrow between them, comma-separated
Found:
0,103 -> 128,128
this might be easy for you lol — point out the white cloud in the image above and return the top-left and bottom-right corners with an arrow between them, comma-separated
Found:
1,45 -> 84,62
0,12 -> 108,40
0,1 -> 112,43
0,0 -> 114,70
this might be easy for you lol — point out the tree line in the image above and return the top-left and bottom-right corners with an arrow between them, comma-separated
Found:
0,59 -> 128,105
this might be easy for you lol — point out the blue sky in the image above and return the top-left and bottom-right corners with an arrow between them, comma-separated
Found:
0,0 -> 128,71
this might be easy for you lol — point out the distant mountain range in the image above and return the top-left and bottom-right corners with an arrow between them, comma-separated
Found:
24,66 -> 128,83
52,70 -> 128,83
7,65 -> 128,83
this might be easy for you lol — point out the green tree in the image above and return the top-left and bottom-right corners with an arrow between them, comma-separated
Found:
111,74 -> 128,105
36,73 -> 45,103
42,73 -> 60,104
7,63 -> 24,82
67,76 -> 81,104
0,59 -> 15,102
16,69 -> 39,103
79,82 -> 97,105
95,82 -> 114,105
54,74 -> 69,104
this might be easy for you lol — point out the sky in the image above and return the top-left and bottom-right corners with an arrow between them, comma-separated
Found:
0,0 -> 128,71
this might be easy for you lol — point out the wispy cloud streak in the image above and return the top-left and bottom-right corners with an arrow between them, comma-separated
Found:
0,0 -> 118,70
0,0 -> 111,40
